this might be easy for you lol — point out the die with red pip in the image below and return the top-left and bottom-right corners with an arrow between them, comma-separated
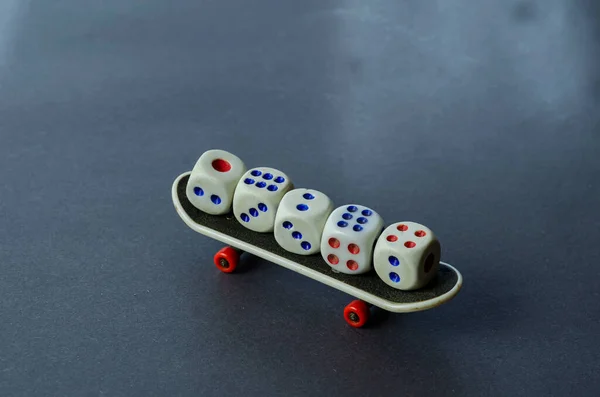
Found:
320,204 -> 384,274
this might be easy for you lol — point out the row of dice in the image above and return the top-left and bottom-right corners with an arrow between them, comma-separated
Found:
185,150 -> 441,291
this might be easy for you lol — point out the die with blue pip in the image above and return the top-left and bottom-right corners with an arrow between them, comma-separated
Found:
232,167 -> 294,233
274,188 -> 334,255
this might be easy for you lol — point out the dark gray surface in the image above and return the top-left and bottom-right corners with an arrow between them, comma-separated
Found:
175,174 -> 459,303
1,1 -> 599,396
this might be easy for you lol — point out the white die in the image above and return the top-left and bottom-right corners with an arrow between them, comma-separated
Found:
320,204 -> 384,274
274,189 -> 334,255
232,167 -> 293,232
373,222 -> 441,290
185,149 -> 247,215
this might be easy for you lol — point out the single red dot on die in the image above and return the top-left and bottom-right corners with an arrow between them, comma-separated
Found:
327,254 -> 339,265
348,244 -> 360,254
386,235 -> 398,242
346,260 -> 359,271
415,230 -> 426,237
404,241 -> 416,248
328,238 -> 340,249
397,224 -> 408,231
212,159 -> 231,172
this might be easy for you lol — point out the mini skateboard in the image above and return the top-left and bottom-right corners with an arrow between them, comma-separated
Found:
172,171 -> 463,327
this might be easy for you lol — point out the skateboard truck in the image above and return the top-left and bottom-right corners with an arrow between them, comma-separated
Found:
214,244 -> 374,328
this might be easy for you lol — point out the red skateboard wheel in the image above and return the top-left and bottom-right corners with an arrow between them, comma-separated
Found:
214,246 -> 239,273
343,300 -> 370,328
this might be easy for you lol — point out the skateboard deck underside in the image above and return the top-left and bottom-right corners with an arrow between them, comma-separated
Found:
172,172 -> 462,312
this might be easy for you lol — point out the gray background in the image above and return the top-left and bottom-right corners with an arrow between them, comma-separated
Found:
1,1 -> 599,396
